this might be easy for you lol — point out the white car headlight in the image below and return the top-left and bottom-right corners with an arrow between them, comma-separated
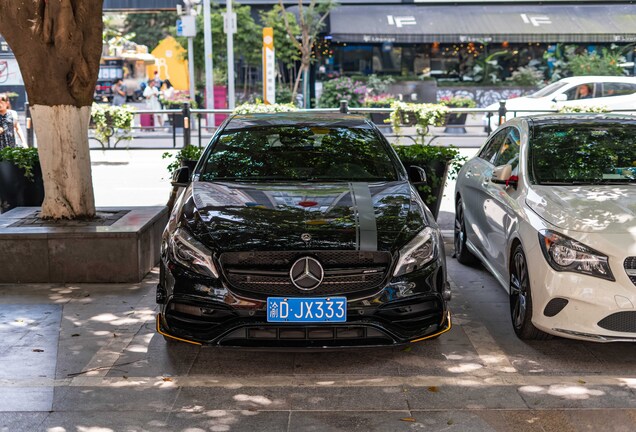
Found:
393,227 -> 438,277
538,230 -> 614,281
168,227 -> 219,278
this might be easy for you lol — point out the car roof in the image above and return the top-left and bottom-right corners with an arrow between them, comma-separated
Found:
224,112 -> 372,131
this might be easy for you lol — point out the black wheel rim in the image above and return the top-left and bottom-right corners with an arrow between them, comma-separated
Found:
510,250 -> 528,330
454,205 -> 465,256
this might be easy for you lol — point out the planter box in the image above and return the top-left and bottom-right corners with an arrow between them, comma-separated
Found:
0,161 -> 45,213
443,112 -> 468,134
0,206 -> 169,283
370,112 -> 391,126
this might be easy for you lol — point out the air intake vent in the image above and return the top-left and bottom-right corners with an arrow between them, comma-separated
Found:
598,312 -> 636,333
543,298 -> 569,317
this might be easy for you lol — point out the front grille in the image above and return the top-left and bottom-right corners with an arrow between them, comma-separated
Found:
624,257 -> 636,286
220,251 -> 392,297
598,311 -> 636,333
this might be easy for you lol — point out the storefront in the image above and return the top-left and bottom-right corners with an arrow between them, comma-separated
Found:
327,2 -> 636,78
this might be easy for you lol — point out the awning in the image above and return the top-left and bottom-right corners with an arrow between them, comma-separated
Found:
329,4 -> 636,44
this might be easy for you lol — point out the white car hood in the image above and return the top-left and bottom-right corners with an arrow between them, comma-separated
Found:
486,96 -> 548,110
526,185 -> 636,233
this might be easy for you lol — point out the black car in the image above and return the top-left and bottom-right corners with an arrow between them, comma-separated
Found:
157,112 -> 451,347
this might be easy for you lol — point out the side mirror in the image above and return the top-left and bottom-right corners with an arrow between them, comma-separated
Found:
491,164 -> 518,188
553,93 -> 568,102
172,166 -> 190,187
408,166 -> 427,184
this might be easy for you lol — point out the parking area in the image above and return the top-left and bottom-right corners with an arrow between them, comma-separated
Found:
2,241 -> 636,431
2,129 -> 636,431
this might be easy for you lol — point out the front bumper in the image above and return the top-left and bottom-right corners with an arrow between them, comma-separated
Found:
526,243 -> 636,342
157,255 -> 450,347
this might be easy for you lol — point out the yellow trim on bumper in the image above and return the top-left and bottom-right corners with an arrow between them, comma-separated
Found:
409,311 -> 452,343
156,314 -> 202,345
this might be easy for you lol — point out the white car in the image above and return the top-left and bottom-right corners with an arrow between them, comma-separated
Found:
455,114 -> 636,342
483,76 -> 636,131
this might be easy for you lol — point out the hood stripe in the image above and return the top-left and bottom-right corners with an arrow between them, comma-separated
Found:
350,182 -> 378,251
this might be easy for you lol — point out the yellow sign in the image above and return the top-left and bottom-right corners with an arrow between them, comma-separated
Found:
263,27 -> 275,105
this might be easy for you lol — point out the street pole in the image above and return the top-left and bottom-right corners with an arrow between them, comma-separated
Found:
203,0 -> 215,126
187,37 -> 196,103
226,0 -> 236,109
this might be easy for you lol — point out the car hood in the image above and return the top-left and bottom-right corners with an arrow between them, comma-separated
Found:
181,180 -> 425,252
486,96 -> 549,111
526,185 -> 636,233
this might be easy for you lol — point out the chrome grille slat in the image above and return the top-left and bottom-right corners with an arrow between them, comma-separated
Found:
220,251 -> 391,296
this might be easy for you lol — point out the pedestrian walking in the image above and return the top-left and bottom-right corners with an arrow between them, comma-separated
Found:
0,94 -> 25,148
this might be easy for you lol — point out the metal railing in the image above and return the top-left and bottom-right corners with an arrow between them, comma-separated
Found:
22,100 -> 634,150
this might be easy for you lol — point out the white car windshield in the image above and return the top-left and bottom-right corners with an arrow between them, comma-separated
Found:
527,82 -> 569,99
530,121 -> 636,185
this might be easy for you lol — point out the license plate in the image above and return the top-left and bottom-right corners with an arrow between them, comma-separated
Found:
267,297 -> 347,323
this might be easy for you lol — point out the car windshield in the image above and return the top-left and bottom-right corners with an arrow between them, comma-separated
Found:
527,81 -> 569,99
198,125 -> 400,182
530,122 -> 636,185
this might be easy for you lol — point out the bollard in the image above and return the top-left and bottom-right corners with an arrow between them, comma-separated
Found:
339,100 -> 349,114
182,102 -> 191,148
498,100 -> 507,127
25,102 -> 34,148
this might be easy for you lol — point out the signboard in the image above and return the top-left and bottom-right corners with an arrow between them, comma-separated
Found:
176,19 -> 183,36
223,12 -> 237,34
263,28 -> 275,105
180,15 -> 197,37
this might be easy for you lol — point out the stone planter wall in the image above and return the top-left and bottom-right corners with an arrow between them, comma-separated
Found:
436,86 -> 537,107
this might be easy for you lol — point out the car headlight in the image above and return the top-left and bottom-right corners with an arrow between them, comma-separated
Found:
168,227 -> 219,278
538,230 -> 614,281
393,227 -> 438,277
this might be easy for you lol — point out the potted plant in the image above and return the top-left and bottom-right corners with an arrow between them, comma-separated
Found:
90,103 -> 135,148
438,95 -> 476,133
363,94 -> 395,125
0,146 -> 44,213
233,101 -> 298,114
392,144 -> 466,219
389,101 -> 449,136
160,92 -> 197,128
162,144 -> 204,210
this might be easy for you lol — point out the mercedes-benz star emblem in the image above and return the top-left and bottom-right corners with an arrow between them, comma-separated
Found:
289,257 -> 324,291
301,233 -> 312,242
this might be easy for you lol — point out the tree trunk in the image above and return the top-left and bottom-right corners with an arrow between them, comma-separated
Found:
31,106 -> 95,219
0,0 -> 103,219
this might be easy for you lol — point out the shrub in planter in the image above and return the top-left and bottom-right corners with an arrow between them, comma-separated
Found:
233,101 -> 298,114
389,101 -> 449,135
318,77 -> 367,108
392,144 -> 466,219
162,144 -> 204,176
363,94 -> 396,125
438,95 -> 476,133
90,103 -> 135,147
0,147 -> 44,212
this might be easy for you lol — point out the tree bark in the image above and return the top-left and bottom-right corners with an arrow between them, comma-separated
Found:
0,0 -> 103,219
31,106 -> 95,219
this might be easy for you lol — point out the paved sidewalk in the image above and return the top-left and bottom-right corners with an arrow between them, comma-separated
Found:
2,245 -> 636,431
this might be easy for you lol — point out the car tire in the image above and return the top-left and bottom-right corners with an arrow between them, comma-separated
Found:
454,198 -> 478,265
509,245 -> 552,340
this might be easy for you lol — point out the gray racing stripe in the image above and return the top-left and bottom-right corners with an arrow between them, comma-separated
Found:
350,182 -> 378,251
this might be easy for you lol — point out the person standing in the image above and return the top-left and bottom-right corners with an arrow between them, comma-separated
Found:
111,78 -> 127,106
143,79 -> 163,128
0,94 -> 25,148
